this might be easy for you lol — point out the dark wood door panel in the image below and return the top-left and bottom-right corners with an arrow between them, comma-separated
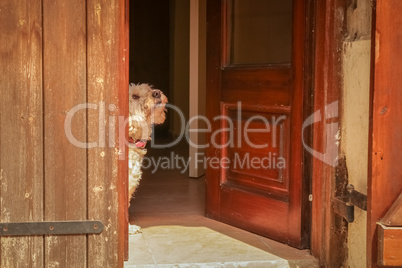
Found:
219,188 -> 292,241
220,103 -> 291,201
206,0 -> 308,249
221,68 -> 292,106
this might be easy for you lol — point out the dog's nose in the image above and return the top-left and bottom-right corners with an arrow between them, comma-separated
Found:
152,90 -> 161,98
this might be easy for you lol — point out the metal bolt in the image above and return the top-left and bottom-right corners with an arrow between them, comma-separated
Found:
346,184 -> 355,205
93,224 -> 98,230
3,227 -> 8,232
49,226 -> 54,231
346,184 -> 355,193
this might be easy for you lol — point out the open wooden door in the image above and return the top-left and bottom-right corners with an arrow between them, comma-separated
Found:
0,0 -> 128,266
206,0 -> 310,248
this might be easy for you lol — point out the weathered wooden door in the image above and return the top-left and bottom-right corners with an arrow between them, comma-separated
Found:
0,0 -> 128,266
206,0 -> 310,248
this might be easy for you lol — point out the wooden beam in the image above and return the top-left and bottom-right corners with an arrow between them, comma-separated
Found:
87,0 -> 127,266
368,0 -> 402,266
377,194 -> 402,266
377,224 -> 402,266
311,0 -> 348,266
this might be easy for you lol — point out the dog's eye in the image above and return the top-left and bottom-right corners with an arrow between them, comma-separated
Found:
132,94 -> 140,100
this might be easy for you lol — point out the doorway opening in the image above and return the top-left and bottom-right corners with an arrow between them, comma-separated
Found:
125,0 -> 317,266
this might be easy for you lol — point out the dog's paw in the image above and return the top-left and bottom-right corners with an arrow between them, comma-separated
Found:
128,224 -> 142,235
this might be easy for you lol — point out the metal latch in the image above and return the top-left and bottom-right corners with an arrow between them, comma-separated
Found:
0,220 -> 104,236
332,184 -> 367,223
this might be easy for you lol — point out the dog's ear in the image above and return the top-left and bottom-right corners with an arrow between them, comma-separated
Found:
152,105 -> 167,125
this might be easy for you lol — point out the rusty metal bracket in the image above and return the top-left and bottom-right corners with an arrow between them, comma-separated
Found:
0,221 -> 103,236
333,196 -> 355,223
333,184 -> 367,223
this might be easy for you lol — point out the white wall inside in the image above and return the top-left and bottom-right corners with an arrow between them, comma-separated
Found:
189,0 -> 206,178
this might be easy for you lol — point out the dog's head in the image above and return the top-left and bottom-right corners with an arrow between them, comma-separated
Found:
128,83 -> 168,141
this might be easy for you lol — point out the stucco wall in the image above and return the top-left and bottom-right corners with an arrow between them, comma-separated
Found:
342,38 -> 371,268
342,0 -> 372,267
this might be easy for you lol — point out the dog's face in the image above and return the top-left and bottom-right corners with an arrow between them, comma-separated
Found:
128,83 -> 168,140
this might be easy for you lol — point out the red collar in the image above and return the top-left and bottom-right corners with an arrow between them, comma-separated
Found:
129,137 -> 147,149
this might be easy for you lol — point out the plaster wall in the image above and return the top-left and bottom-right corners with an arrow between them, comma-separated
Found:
341,1 -> 372,266
342,38 -> 371,268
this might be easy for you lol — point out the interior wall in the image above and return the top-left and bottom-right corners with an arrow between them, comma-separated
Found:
189,0 -> 207,177
341,0 -> 372,267
170,0 -> 190,138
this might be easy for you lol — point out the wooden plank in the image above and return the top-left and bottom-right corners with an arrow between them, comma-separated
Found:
87,0 -> 127,266
122,0 -> 130,261
377,224 -> 402,266
43,0 -> 87,266
205,0 -> 222,221
300,0 -> 316,251
311,0 -> 348,266
368,1 -> 402,267
0,0 -> 44,267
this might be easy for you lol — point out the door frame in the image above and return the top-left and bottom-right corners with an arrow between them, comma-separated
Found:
367,1 -> 402,267
310,0 -> 351,266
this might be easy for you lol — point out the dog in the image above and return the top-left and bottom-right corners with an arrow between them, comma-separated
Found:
128,83 -> 168,204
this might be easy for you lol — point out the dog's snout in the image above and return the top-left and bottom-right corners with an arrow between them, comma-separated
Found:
152,90 -> 161,99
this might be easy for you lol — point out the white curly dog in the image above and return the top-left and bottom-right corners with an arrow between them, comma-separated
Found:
128,83 -> 168,204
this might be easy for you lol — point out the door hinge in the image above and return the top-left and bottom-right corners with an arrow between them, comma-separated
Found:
0,220 -> 104,236
332,184 -> 367,223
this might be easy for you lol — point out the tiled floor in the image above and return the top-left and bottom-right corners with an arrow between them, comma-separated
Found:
125,140 -> 318,268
